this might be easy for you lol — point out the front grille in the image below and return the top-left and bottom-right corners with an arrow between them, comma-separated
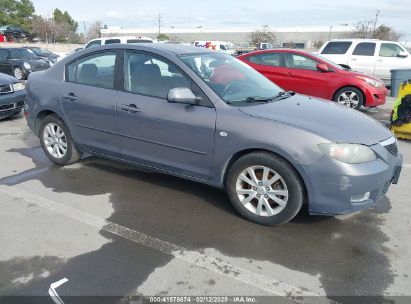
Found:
384,143 -> 398,157
0,103 -> 15,112
0,84 -> 12,94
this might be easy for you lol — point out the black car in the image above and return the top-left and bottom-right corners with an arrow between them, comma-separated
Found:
23,47 -> 60,65
0,48 -> 50,80
0,73 -> 26,120
0,25 -> 29,39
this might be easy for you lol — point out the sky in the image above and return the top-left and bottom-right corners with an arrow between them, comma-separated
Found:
31,0 -> 411,38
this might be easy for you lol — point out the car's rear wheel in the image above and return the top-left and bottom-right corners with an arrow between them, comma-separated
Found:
13,67 -> 26,80
40,115 -> 80,165
226,152 -> 304,226
333,87 -> 364,109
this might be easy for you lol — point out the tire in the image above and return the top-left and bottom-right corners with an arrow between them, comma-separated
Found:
13,66 -> 26,80
333,87 -> 364,109
39,114 -> 80,165
226,152 -> 305,226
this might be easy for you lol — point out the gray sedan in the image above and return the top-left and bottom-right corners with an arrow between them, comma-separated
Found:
24,44 -> 403,225
0,73 -> 25,120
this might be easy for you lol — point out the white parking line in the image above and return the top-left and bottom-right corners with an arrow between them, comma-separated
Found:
0,185 -> 330,302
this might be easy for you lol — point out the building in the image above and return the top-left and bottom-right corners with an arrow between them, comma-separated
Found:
100,25 -> 354,49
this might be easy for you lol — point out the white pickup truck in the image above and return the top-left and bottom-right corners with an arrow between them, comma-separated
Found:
319,39 -> 411,85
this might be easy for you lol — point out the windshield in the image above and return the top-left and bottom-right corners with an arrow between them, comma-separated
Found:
179,53 -> 282,105
10,49 -> 39,60
310,53 -> 343,70
31,48 -> 52,55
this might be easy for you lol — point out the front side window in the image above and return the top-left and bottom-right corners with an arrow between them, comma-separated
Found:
321,42 -> 352,54
124,51 -> 195,100
179,53 -> 282,105
66,52 -> 116,89
85,40 -> 101,49
248,53 -> 282,67
352,43 -> 376,56
379,43 -> 405,57
10,49 -> 38,60
285,53 -> 318,70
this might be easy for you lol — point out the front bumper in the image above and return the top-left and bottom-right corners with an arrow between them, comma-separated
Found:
364,85 -> 388,107
305,138 -> 403,215
0,90 -> 26,119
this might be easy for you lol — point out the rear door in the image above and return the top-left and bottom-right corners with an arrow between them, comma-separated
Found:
320,41 -> 353,66
116,51 -> 216,179
243,52 -> 288,88
375,42 -> 411,82
283,52 -> 333,99
348,42 -> 377,76
61,50 -> 120,156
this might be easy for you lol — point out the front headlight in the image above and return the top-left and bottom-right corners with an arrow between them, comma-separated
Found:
318,143 -> 377,164
356,76 -> 383,88
12,82 -> 25,92
23,62 -> 31,70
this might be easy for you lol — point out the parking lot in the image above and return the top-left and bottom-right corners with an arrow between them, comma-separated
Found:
0,99 -> 410,303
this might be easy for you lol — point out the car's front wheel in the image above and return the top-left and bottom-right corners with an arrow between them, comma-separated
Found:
13,67 -> 26,80
226,152 -> 305,226
40,114 -> 80,165
333,87 -> 364,109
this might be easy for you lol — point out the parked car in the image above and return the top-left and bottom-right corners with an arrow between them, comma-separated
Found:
84,36 -> 153,49
319,39 -> 411,85
238,49 -> 387,109
194,41 -> 235,55
24,44 -> 402,226
0,47 -> 50,80
23,47 -> 60,65
0,73 -> 26,120
0,25 -> 29,39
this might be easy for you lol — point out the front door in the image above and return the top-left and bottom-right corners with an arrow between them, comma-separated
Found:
0,49 -> 11,75
283,52 -> 332,99
375,42 -> 411,83
116,51 -> 216,180
61,51 -> 119,156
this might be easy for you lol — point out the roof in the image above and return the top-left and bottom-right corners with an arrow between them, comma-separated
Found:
82,43 -> 216,55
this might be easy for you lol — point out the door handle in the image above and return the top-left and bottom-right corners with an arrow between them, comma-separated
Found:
62,93 -> 78,102
120,104 -> 141,114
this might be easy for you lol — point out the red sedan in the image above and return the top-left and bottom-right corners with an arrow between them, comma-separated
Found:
238,49 -> 387,109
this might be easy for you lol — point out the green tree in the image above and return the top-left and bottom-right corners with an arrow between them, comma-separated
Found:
52,8 -> 79,42
249,25 -> 276,46
0,0 -> 35,31
157,33 -> 170,41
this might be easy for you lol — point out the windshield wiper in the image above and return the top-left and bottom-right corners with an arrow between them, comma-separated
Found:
226,91 -> 295,104
270,91 -> 295,101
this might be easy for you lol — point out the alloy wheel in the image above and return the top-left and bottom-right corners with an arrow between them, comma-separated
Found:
13,68 -> 24,80
235,166 -> 289,217
337,91 -> 360,108
43,123 -> 68,159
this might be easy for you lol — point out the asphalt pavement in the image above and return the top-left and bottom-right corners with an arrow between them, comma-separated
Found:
0,103 -> 410,304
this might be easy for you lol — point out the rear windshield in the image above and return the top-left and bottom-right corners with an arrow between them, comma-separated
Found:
321,42 -> 352,54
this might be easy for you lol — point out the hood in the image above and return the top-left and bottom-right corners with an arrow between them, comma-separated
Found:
0,72 -> 18,84
27,59 -> 50,69
239,95 -> 392,145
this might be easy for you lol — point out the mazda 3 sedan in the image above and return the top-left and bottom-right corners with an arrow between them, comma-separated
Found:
24,44 -> 403,226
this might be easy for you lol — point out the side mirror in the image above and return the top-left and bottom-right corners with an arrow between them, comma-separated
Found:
317,63 -> 329,72
167,87 -> 199,105
398,51 -> 408,58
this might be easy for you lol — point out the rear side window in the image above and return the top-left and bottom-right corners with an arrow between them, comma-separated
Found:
321,42 -> 352,54
105,39 -> 121,45
248,53 -> 282,67
352,43 -> 376,56
379,43 -> 405,57
85,40 -> 101,48
66,52 -> 116,89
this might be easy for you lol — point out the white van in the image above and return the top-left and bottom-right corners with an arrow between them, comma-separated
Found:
194,41 -> 235,55
84,36 -> 153,49
319,39 -> 411,85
